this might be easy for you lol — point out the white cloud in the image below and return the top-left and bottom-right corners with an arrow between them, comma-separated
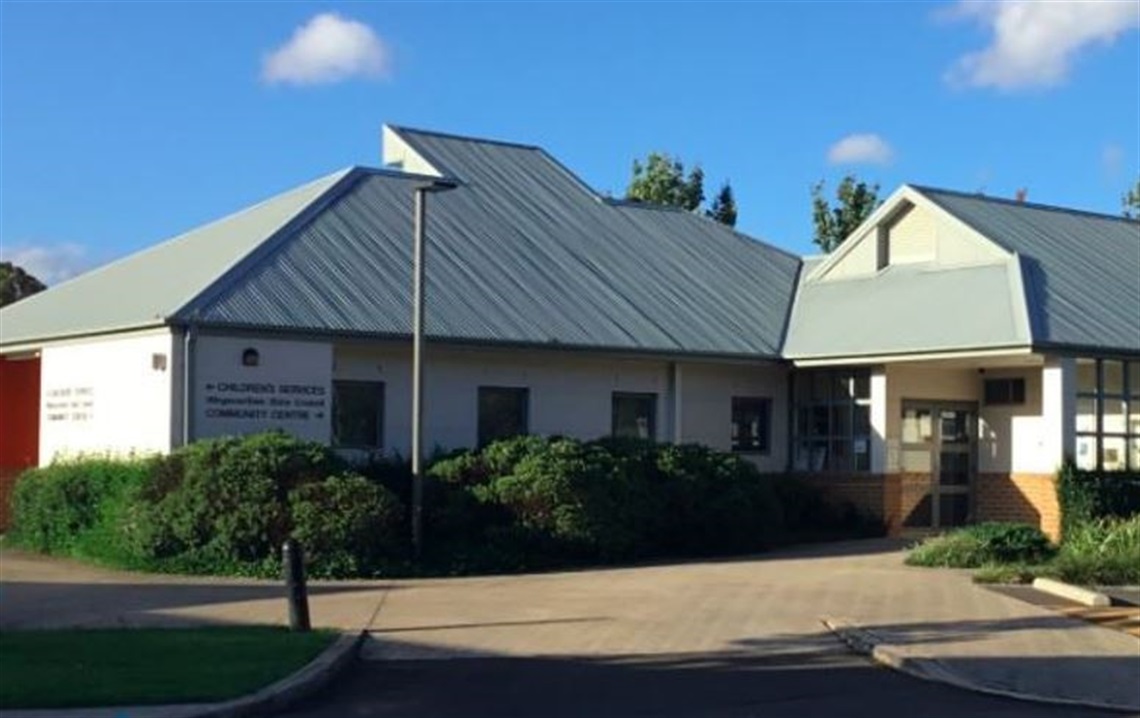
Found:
0,243 -> 90,285
1101,142 -> 1124,177
944,0 -> 1139,90
826,133 -> 895,165
262,13 -> 389,85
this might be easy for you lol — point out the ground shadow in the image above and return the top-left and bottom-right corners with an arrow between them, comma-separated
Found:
276,628 -> 1129,718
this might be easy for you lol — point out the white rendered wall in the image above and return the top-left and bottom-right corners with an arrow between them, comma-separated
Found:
39,331 -> 175,464
193,335 -> 332,444
678,361 -> 788,472
334,343 -> 788,464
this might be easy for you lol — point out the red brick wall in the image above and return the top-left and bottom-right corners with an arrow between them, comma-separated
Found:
976,472 -> 1060,541
797,474 -> 886,524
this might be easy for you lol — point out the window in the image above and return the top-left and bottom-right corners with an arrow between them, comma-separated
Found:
1075,358 -> 1140,471
478,386 -> 529,446
612,392 -> 657,440
332,381 -> 384,449
731,397 -> 771,453
983,377 -> 1026,406
792,369 -> 872,473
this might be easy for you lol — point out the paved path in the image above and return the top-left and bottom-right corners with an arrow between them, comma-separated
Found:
2,540 -> 1138,714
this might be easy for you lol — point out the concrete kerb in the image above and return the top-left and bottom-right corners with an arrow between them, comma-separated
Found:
821,617 -> 1136,714
1032,578 -> 1112,607
0,630 -> 365,718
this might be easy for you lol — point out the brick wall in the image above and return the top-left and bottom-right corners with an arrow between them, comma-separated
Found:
797,474 -> 886,524
976,472 -> 1060,541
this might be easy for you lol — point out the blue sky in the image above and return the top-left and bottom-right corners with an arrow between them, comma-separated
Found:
2,1 -> 1137,282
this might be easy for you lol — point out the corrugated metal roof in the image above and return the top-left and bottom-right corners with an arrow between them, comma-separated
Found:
783,259 -> 1030,359
188,128 -> 800,357
2,128 -> 799,358
916,187 -> 1140,354
0,169 -> 352,346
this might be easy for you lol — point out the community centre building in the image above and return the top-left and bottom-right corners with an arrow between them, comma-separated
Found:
1,125 -> 1138,539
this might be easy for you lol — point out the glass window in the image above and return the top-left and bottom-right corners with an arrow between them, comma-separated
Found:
612,392 -> 657,440
731,397 -> 770,453
1077,359 -> 1098,394
1102,436 -> 1127,471
1074,357 -> 1140,470
1076,397 -> 1098,433
790,368 -> 872,473
332,381 -> 384,449
478,387 -> 529,447
1103,360 -> 1125,396
983,377 -> 1026,405
1075,435 -> 1097,470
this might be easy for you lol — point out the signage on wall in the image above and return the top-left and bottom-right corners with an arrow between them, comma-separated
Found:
202,381 -> 328,422
44,387 -> 95,423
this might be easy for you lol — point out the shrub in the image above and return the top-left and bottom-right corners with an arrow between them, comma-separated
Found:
1052,515 -> 1140,586
134,432 -> 343,568
289,474 -> 404,578
906,522 -> 1055,568
9,459 -> 151,563
1057,464 -> 1140,540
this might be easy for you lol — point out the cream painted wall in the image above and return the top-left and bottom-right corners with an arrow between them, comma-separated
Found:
819,200 -> 1008,281
39,331 -> 175,464
678,362 -> 789,472
193,335 -> 333,444
884,364 -> 978,472
887,204 -> 936,265
882,361 -> 1064,474
334,343 -> 788,463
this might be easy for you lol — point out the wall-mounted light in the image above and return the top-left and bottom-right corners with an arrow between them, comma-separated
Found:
242,348 -> 260,367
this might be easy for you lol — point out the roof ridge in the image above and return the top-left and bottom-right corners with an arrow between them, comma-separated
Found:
912,184 -> 1138,224
386,124 -> 543,152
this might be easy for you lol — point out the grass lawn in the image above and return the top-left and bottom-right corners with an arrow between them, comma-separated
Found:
0,626 -> 337,709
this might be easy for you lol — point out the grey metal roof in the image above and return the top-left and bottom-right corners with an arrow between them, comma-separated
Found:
0,169 -> 352,346
2,127 -> 800,358
784,259 -> 1030,359
915,187 -> 1140,354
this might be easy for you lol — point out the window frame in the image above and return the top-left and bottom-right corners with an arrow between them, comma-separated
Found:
731,396 -> 772,454
791,368 -> 872,473
331,380 -> 385,450
611,392 -> 658,441
1075,357 -> 1140,471
983,377 -> 1026,406
476,385 -> 531,447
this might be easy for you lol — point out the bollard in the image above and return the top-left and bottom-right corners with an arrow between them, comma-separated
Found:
282,538 -> 311,632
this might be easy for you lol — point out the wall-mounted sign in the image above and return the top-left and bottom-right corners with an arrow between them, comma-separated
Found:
44,386 -> 95,423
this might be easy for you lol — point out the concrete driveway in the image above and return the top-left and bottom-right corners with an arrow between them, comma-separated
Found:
2,540 -> 1137,715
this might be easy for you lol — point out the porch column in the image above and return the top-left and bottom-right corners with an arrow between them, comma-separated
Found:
670,362 -> 683,444
1042,356 -> 1076,470
870,366 -> 888,473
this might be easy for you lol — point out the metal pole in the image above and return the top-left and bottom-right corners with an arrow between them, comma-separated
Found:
282,539 -> 311,632
411,187 -> 427,559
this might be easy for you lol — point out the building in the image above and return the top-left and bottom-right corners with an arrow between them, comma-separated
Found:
2,125 -> 1138,539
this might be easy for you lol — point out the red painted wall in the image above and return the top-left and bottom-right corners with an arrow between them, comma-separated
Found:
0,356 -> 40,470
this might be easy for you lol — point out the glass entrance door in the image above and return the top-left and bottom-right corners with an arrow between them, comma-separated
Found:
900,401 -> 977,529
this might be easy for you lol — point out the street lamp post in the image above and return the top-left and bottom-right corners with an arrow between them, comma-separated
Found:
411,179 -> 457,560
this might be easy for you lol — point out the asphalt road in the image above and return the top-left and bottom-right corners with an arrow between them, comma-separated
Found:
275,647 -> 1132,718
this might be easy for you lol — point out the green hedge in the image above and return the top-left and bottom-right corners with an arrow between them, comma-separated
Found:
1057,463 -> 1140,539
9,432 -> 882,578
905,522 -> 1056,568
9,433 -> 404,578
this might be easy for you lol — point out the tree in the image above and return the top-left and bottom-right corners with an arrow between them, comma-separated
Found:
811,176 -> 882,253
706,183 -> 738,228
0,262 -> 46,307
626,153 -> 705,211
1123,177 -> 1140,219
625,152 -> 739,227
